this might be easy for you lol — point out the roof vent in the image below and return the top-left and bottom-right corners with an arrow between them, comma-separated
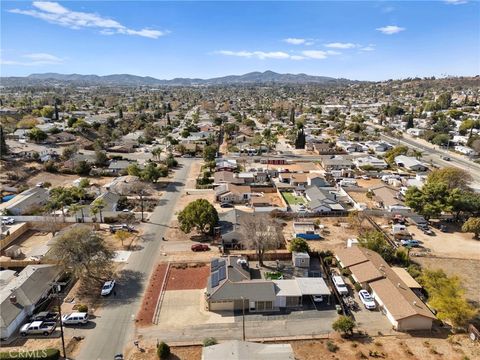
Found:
413,301 -> 417,306
9,295 -> 17,304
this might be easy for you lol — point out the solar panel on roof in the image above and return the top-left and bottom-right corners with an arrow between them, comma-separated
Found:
211,272 -> 219,287
218,266 -> 226,281
211,259 -> 219,272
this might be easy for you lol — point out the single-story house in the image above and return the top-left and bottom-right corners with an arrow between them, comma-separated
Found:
394,156 -> 428,172
305,186 -> 344,213
213,171 -> 245,185
335,247 -> 435,331
0,187 -> 49,215
354,156 -> 388,170
0,265 -> 62,339
216,159 -> 237,172
216,184 -> 251,204
206,256 -> 332,313
320,156 -> 354,171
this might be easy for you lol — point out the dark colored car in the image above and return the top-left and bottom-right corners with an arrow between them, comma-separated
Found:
191,244 -> 210,252
220,203 -> 234,208
30,311 -> 59,322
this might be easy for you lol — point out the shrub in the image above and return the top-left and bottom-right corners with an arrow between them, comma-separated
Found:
0,349 -> 60,360
157,341 -> 170,359
326,341 -> 339,353
203,337 -> 217,347
341,268 -> 351,277
77,304 -> 88,313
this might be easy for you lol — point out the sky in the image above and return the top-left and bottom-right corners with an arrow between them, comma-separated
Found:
1,1 -> 479,81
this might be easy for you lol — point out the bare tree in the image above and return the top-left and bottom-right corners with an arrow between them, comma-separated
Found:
241,214 -> 282,266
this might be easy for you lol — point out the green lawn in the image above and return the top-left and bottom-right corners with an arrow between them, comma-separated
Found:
282,192 -> 306,205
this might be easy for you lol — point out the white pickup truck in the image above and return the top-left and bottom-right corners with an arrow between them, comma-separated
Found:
19,321 -> 57,336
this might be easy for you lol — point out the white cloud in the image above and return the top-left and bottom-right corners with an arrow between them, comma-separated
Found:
376,25 -> 405,35
9,1 -> 167,39
1,52 -> 64,66
216,48 -> 340,61
284,38 -> 307,45
301,50 -> 328,59
360,44 -> 376,52
444,0 -> 468,4
283,38 -> 314,46
325,42 -> 357,49
216,50 -> 291,60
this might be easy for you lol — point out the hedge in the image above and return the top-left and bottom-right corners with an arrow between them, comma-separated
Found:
0,349 -> 60,360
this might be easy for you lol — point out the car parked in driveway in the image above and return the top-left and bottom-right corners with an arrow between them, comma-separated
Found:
400,239 -> 420,247
30,311 -> 59,322
62,312 -> 89,325
191,243 -> 210,252
358,290 -> 376,310
220,203 -> 234,208
20,321 -> 57,336
101,280 -> 115,296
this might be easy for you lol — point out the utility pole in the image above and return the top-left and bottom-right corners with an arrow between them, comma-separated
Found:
241,297 -> 246,341
140,190 -> 145,222
51,283 -> 67,359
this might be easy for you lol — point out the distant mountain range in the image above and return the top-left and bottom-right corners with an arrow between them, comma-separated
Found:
1,71 -> 353,86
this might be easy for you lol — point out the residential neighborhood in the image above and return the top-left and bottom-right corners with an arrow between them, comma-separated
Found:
1,1 -> 480,359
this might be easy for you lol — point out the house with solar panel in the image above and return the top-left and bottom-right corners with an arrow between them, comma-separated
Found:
205,256 -> 332,313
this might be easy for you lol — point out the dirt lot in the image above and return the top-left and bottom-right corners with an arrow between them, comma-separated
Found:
283,216 -> 374,252
127,344 -> 202,360
408,224 -> 480,260
166,264 -> 210,291
163,190 -> 216,243
137,263 -> 168,326
291,334 -> 480,360
123,334 -> 479,360
25,172 -> 113,188
5,229 -> 53,257
414,256 -> 480,304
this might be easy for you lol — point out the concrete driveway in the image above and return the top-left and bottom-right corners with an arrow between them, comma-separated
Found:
157,289 -> 234,328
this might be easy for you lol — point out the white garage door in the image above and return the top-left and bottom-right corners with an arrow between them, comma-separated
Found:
210,301 -> 234,311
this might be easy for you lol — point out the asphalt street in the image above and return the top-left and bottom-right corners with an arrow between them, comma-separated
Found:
76,159 -> 193,360
380,134 -> 480,187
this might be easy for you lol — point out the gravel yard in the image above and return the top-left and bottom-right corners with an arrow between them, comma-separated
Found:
166,264 -> 210,291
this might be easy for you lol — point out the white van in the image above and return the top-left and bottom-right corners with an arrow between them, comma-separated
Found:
62,312 -> 89,325
332,275 -> 349,295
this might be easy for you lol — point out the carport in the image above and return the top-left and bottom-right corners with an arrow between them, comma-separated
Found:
295,277 -> 332,306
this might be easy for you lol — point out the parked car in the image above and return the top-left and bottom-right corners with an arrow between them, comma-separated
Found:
62,312 -> 89,325
31,311 -> 59,322
109,224 -> 135,233
220,203 -> 234,208
423,228 -> 434,236
332,275 -> 349,296
101,280 -> 116,296
441,156 -> 451,161
313,295 -> 324,303
191,244 -> 210,252
1,217 -> 15,225
19,321 -> 57,336
439,224 -> 448,232
358,290 -> 376,310
400,239 -> 420,247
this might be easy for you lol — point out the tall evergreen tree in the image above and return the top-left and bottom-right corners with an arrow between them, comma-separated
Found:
0,126 -> 8,158
290,106 -> 295,125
